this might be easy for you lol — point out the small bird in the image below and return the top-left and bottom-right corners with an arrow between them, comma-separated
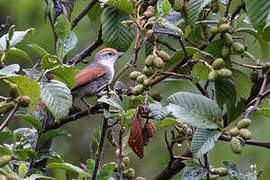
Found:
71,48 -> 125,98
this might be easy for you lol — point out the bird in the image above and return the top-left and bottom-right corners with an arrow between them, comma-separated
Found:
71,48 -> 125,99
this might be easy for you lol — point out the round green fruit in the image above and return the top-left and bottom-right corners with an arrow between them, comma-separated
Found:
232,42 -> 245,54
144,55 -> 155,67
212,58 -> 225,70
9,84 -> 19,98
239,128 -> 251,140
229,127 -> 239,137
230,137 -> 242,154
157,50 -> 170,62
136,74 -> 147,84
237,118 -> 251,129
218,24 -> 230,33
132,84 -> 145,95
217,68 -> 232,79
18,96 -> 31,107
129,71 -> 142,80
208,71 -> 218,82
143,66 -> 155,76
153,57 -> 165,69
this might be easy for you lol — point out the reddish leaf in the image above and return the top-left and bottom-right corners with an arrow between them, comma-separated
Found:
128,106 -> 144,159
142,121 -> 156,146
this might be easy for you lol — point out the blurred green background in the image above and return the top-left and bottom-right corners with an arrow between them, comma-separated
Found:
0,0 -> 270,179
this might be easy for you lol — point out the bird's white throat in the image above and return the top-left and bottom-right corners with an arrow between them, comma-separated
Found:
99,59 -> 116,83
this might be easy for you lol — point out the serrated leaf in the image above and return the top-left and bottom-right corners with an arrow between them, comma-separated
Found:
90,133 -> 99,159
235,27 -> 269,58
40,80 -> 72,119
41,54 -> 62,70
187,0 -> 213,25
19,163 -> 28,177
182,167 -> 207,180
167,92 -> 221,129
101,0 -> 133,14
56,31 -> 78,59
7,47 -> 31,61
98,162 -> 117,180
159,118 -> 180,128
86,159 -> 95,174
191,62 -> 211,83
246,0 -> 270,26
204,39 -> 223,58
0,28 -> 35,50
148,101 -> 169,121
98,91 -> 125,113
0,64 -> 20,75
231,69 -> 251,101
15,113 -> 42,131
47,65 -> 76,88
0,76 -> 40,107
190,128 -> 220,158
28,44 -> 49,56
54,15 -> 71,39
102,7 -> 134,52
46,162 -> 86,174
39,129 -> 71,144
165,47 -> 214,70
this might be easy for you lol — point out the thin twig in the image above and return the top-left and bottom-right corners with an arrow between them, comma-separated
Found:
231,60 -> 263,69
156,38 -> 177,51
91,111 -> 109,180
71,0 -> 99,29
68,27 -> 103,65
229,2 -> 246,25
45,0 -> 58,51
0,104 -> 19,132
116,125 -> 125,180
224,0 -> 232,18
203,154 -> 210,180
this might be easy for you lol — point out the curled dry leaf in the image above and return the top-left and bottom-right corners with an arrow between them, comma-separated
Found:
128,106 -> 144,159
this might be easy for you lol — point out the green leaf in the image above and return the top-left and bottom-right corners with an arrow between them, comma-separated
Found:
7,48 -> 31,61
56,31 -> 78,60
51,169 -> 67,180
0,76 -> 40,108
187,0 -> 214,25
165,47 -> 214,70
226,100 -> 245,126
157,0 -> 172,15
0,64 -> 20,75
19,163 -> 28,178
245,0 -> 270,26
182,167 -> 207,180
191,62 -> 211,83
39,129 -> 71,144
88,2 -> 104,21
148,101 -> 169,121
15,113 -> 42,131
102,7 -> 135,52
234,27 -> 269,58
28,44 -> 49,56
98,162 -> 117,180
159,17 -> 184,35
46,162 -> 86,174
26,174 -> 56,180
0,127 -> 12,141
40,80 -> 72,120
0,28 -> 35,50
90,134 -> 99,159
41,54 -> 62,70
101,0 -> 133,14
47,65 -> 76,88
86,159 -> 95,174
167,92 -> 221,129
204,40 -> 223,58
257,107 -> 270,117
232,69 -> 251,101
190,128 -> 220,158
54,15 -> 71,39
97,91 -> 125,113
159,118 -> 180,128
182,159 -> 200,168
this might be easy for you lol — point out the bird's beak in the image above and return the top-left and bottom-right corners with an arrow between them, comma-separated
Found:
117,52 -> 126,57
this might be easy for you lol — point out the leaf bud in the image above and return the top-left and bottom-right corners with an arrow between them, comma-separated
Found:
136,74 -> 147,84
143,6 -> 154,18
229,127 -> 239,137
157,50 -> 170,62
232,42 -> 245,54
153,57 -> 165,69
237,118 -> 251,129
144,55 -> 155,67
18,96 -> 31,107
123,168 -> 135,179
132,84 -> 145,95
239,128 -> 252,140
208,71 -> 218,82
218,24 -> 230,33
212,58 -> 225,70
129,71 -> 142,80
0,155 -> 12,167
230,137 -> 242,154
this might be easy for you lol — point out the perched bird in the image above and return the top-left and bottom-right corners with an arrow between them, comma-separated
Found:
71,48 -> 125,98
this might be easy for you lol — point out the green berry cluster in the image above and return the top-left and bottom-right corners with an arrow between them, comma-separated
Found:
208,58 -> 232,82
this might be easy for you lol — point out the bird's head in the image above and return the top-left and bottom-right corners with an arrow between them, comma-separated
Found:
94,48 -> 125,67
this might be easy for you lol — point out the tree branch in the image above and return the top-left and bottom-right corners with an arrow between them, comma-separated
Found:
71,0 -> 99,29
0,104 -> 18,132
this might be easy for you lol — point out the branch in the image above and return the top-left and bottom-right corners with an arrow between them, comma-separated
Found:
91,109 -> 109,180
156,38 -> 177,51
0,104 -> 19,132
153,148 -> 192,180
116,126 -> 125,180
224,0 -> 232,18
71,0 -> 99,29
219,135 -> 270,149
45,0 -> 58,51
68,27 -> 103,65
229,2 -> 246,25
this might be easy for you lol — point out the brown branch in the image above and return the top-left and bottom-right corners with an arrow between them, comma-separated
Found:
153,148 -> 192,180
68,27 -> 103,65
0,104 -> 18,132
71,0 -> 99,29
116,126 -> 125,180
91,108 -> 109,180
229,2 -> 246,25
219,135 -> 270,149
224,0 -> 232,18
156,39 -> 177,51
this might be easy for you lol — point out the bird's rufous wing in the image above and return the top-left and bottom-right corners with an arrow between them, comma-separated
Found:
74,66 -> 106,87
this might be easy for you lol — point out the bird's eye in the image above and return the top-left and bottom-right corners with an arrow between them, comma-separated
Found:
108,52 -> 113,56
